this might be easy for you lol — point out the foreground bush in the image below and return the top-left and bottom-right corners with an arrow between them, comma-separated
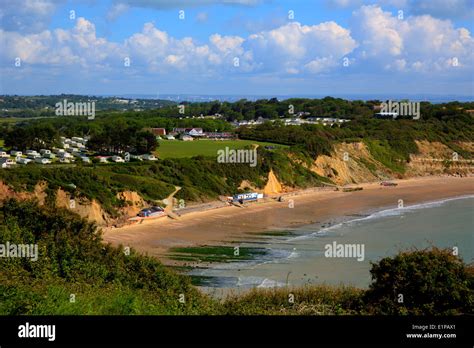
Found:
364,248 -> 474,315
0,199 -> 218,315
1,199 -> 472,315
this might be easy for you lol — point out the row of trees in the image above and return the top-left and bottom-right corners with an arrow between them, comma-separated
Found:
3,124 -> 60,150
87,122 -> 158,155
2,120 -> 158,155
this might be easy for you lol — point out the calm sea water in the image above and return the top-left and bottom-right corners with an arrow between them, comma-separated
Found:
192,195 -> 474,290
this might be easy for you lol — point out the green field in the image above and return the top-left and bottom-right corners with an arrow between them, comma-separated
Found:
155,139 -> 287,159
0,139 -> 4,148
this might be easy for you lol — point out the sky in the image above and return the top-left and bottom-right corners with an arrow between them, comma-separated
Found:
0,0 -> 473,98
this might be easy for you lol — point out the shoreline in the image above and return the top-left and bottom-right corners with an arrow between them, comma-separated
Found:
102,176 -> 474,264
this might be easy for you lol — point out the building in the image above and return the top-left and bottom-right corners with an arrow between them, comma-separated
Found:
142,154 -> 158,161
0,158 -> 15,168
34,158 -> 51,164
180,134 -> 193,141
205,132 -> 235,139
16,157 -> 32,165
96,156 -> 109,163
173,128 -> 204,137
147,128 -> 167,136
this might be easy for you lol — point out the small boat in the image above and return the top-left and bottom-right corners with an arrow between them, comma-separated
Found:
137,206 -> 165,218
380,181 -> 398,187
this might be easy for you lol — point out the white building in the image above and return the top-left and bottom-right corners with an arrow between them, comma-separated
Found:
35,158 -> 51,164
142,154 -> 157,161
180,134 -> 193,141
26,150 -> 39,156
0,158 -> 15,168
16,157 -> 32,165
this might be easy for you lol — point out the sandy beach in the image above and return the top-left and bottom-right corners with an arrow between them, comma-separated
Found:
102,176 -> 474,262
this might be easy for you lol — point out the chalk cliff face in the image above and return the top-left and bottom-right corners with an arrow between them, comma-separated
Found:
55,188 -> 110,226
405,141 -> 473,177
310,141 -> 474,186
0,181 -> 138,226
311,142 -> 382,186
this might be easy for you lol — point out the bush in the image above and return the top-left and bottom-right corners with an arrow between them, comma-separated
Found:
364,247 -> 474,315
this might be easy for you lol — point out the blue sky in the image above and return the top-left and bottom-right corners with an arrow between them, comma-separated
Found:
1,0 -> 473,97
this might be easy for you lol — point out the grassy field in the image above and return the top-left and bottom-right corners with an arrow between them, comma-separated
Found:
0,139 -> 4,148
155,139 -> 288,159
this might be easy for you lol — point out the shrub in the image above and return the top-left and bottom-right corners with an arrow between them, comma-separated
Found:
364,247 -> 474,315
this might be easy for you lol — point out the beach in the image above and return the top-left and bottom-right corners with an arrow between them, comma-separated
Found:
102,176 -> 474,263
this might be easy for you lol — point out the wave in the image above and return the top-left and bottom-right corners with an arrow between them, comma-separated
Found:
236,276 -> 286,288
288,194 -> 474,242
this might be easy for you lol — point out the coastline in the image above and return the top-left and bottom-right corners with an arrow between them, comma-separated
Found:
102,176 -> 474,263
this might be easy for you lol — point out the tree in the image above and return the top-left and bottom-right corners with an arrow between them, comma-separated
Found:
135,131 -> 158,154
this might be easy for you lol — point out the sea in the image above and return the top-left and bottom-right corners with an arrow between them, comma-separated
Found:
191,195 -> 474,292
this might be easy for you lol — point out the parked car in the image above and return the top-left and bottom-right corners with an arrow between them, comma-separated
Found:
111,156 -> 124,163
10,150 -> 22,156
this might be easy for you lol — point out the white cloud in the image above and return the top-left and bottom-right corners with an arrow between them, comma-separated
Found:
246,21 -> 357,74
350,5 -> 474,72
1,18 -> 121,67
1,6 -> 472,82
329,0 -> 474,19
351,5 -> 403,57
